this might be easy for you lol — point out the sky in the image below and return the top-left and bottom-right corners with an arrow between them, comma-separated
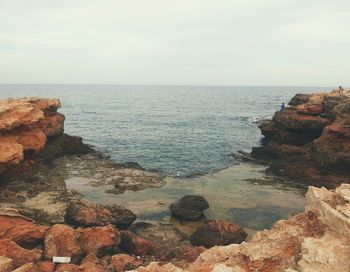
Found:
0,0 -> 349,86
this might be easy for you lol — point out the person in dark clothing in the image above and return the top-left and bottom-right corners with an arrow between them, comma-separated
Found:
280,102 -> 285,111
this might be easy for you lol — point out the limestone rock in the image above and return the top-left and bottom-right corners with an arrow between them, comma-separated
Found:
111,254 -> 143,271
11,263 -> 36,272
0,256 -> 14,272
65,200 -> 136,229
44,224 -> 83,264
189,220 -> 247,248
78,224 -> 121,257
0,239 -> 42,268
0,97 -> 64,174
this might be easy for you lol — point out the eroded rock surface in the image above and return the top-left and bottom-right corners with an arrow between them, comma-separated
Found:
0,97 -> 64,174
252,89 -> 350,186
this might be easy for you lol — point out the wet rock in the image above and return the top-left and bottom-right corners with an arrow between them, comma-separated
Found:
0,256 -> 14,272
189,220 -> 247,248
37,261 -> 56,272
120,230 -> 165,258
111,254 -> 143,271
170,195 -> 209,221
65,200 -> 136,229
0,239 -> 42,268
78,225 -> 121,257
44,224 -> 83,264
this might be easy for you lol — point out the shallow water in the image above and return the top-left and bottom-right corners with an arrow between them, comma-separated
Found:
66,163 -> 306,231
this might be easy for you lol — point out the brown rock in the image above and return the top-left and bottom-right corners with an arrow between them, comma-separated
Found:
170,195 -> 209,221
78,224 -> 120,257
65,200 -> 136,229
81,253 -> 100,264
120,230 -> 163,257
0,256 -> 14,272
0,97 -> 64,174
111,254 -> 143,272
0,223 -> 49,249
56,263 -> 78,272
12,263 -> 36,272
0,239 -> 42,267
44,224 -> 83,264
75,262 -> 105,272
37,261 -> 56,272
189,220 -> 247,248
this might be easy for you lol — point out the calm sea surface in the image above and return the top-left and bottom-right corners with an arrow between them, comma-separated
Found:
0,85 -> 326,176
0,84 -> 328,230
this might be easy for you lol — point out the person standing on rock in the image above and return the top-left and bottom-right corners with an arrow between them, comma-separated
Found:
280,102 -> 285,111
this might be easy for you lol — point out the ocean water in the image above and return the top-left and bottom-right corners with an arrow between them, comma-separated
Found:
0,84 -> 326,176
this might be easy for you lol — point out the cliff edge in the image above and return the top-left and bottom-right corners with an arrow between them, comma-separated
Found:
252,89 -> 350,186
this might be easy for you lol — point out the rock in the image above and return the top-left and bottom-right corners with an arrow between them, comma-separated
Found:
252,89 -> 350,185
75,262 -> 105,272
56,263 -> 78,272
81,253 -> 100,264
0,223 -> 49,249
170,195 -> 209,221
120,230 -> 165,258
78,224 -> 121,257
11,263 -> 36,272
111,254 -> 143,271
0,97 -> 64,174
65,200 -> 136,229
44,224 -> 83,264
0,256 -> 14,272
37,261 -> 56,272
189,220 -> 247,248
0,239 -> 42,268
136,184 -> 350,272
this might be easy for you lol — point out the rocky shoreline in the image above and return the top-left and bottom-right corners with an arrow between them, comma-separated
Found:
0,94 -> 349,271
251,89 -> 350,187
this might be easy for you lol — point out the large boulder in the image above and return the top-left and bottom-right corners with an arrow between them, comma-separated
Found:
44,224 -> 83,264
0,239 -> 42,268
0,209 -> 49,249
189,220 -> 247,248
120,230 -> 166,259
170,195 -> 209,221
65,200 -> 136,229
78,225 -> 121,257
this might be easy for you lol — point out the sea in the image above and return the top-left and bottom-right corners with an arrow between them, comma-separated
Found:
0,84 -> 329,230
0,84 -> 326,177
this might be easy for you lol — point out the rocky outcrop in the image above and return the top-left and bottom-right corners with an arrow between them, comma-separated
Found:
65,200 -> 137,229
252,89 -> 350,186
0,98 -> 65,174
133,184 -> 350,272
170,195 -> 209,221
189,220 -> 247,248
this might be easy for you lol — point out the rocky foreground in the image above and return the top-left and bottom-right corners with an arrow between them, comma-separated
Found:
0,184 -> 348,271
252,89 -> 350,187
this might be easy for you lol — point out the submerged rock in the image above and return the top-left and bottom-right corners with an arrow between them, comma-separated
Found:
189,220 -> 247,248
65,200 -> 136,229
170,195 -> 209,221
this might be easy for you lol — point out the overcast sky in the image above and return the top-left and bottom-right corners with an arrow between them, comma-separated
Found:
0,0 -> 349,86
